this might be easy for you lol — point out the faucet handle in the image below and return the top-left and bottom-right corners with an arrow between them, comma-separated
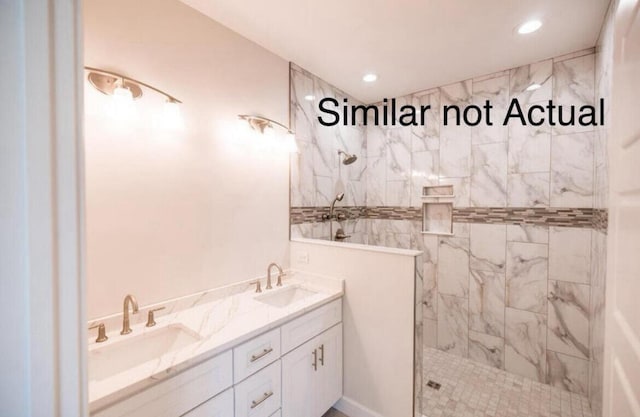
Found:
88,323 -> 108,343
254,280 -> 262,293
276,272 -> 286,287
146,307 -> 166,327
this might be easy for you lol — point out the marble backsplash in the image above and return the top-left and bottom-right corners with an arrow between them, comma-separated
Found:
290,46 -> 609,411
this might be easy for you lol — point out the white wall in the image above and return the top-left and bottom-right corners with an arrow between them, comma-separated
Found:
291,239 -> 420,417
84,0 -> 291,318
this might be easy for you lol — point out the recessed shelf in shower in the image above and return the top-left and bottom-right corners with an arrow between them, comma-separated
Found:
422,185 -> 454,236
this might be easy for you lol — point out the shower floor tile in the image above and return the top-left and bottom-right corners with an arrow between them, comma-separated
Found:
422,348 -> 593,417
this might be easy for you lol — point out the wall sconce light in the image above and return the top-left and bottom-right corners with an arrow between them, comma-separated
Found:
237,115 -> 298,152
86,66 -> 183,128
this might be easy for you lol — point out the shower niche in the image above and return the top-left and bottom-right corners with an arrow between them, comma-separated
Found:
421,185 -> 454,236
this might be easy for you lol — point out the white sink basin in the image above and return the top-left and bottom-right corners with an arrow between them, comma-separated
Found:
89,324 -> 201,381
255,286 -> 317,308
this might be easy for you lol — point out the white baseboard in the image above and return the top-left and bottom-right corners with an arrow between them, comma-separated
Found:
334,396 -> 384,417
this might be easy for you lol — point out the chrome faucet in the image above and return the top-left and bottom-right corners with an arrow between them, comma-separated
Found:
121,294 -> 139,335
266,262 -> 284,290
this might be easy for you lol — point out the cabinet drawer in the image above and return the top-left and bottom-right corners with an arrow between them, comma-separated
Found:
234,360 -> 281,417
181,387 -> 233,417
234,328 -> 280,383
92,350 -> 233,417
281,299 -> 342,354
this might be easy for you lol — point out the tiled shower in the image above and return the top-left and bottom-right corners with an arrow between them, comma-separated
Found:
289,10 -> 612,413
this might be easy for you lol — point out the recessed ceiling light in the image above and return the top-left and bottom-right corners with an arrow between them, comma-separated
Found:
526,83 -> 542,91
304,95 -> 315,101
363,73 -> 378,83
517,19 -> 542,35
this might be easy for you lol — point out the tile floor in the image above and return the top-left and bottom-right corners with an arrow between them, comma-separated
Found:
422,348 -> 593,417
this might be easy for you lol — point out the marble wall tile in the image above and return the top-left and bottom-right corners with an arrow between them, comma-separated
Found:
422,235 -> 439,320
440,81 -> 472,178
290,68 -> 316,144
547,280 -> 590,359
470,269 -> 505,337
471,142 -> 508,207
506,242 -> 548,314
549,227 -> 591,284
411,150 -> 439,208
366,153 -> 386,206
452,222 -> 470,238
505,307 -> 547,383
439,177 -> 470,208
508,120 -> 551,174
469,330 -> 505,369
315,175 -> 334,206
472,75 -> 509,145
367,123 -> 387,158
470,223 -> 506,272
550,132 -> 594,208
387,128 -> 411,181
547,351 -> 589,396
424,319 -> 437,348
437,294 -> 469,357
507,172 -> 550,207
509,59 -> 553,105
386,180 -> 411,206
506,224 -> 549,244
412,91 -> 440,152
552,55 -> 595,135
438,237 -> 470,297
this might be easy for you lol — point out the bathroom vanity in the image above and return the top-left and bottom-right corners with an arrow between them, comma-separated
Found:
88,271 -> 344,417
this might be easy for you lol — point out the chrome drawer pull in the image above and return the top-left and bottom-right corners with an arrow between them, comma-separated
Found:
250,391 -> 273,409
312,348 -> 318,371
319,344 -> 325,366
250,347 -> 274,363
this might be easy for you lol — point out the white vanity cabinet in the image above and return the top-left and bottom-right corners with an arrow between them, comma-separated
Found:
281,324 -> 343,417
91,298 -> 342,417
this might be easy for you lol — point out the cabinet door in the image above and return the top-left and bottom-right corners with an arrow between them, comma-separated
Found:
281,337 -> 317,417
315,324 -> 343,415
282,324 -> 343,417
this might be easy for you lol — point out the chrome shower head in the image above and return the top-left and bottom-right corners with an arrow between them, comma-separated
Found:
338,150 -> 358,165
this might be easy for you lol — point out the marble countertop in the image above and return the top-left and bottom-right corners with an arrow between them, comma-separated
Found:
88,270 -> 344,412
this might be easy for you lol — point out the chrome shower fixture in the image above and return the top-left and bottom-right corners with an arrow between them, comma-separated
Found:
338,150 -> 358,165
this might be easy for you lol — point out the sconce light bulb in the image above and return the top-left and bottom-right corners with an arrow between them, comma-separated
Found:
162,99 -> 184,130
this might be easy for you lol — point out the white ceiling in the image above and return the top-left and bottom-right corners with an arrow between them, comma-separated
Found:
180,0 -> 610,103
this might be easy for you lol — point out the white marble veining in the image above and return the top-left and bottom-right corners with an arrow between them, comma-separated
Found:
437,293 -> 469,357
469,330 -> 505,369
471,142 -> 508,207
547,280 -> 590,359
506,242 -> 548,314
507,172 -> 550,207
508,120 -> 551,174
509,59 -> 553,105
507,224 -> 549,244
422,235 -> 439,320
438,237 -> 470,297
552,55 -> 595,135
470,223 -> 506,273
549,227 -> 591,284
87,270 -> 343,411
505,307 -> 547,383
472,74 -> 509,145
547,351 -> 589,396
470,269 -> 505,337
551,132 -> 594,208
412,91 -> 440,152
439,81 -> 472,178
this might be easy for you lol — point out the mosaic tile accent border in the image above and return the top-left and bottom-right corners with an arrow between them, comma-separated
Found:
290,206 -> 608,230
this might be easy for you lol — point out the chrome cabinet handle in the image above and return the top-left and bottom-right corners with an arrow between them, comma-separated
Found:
250,391 -> 273,409
250,347 -> 274,363
312,348 -> 318,371
319,344 -> 325,366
